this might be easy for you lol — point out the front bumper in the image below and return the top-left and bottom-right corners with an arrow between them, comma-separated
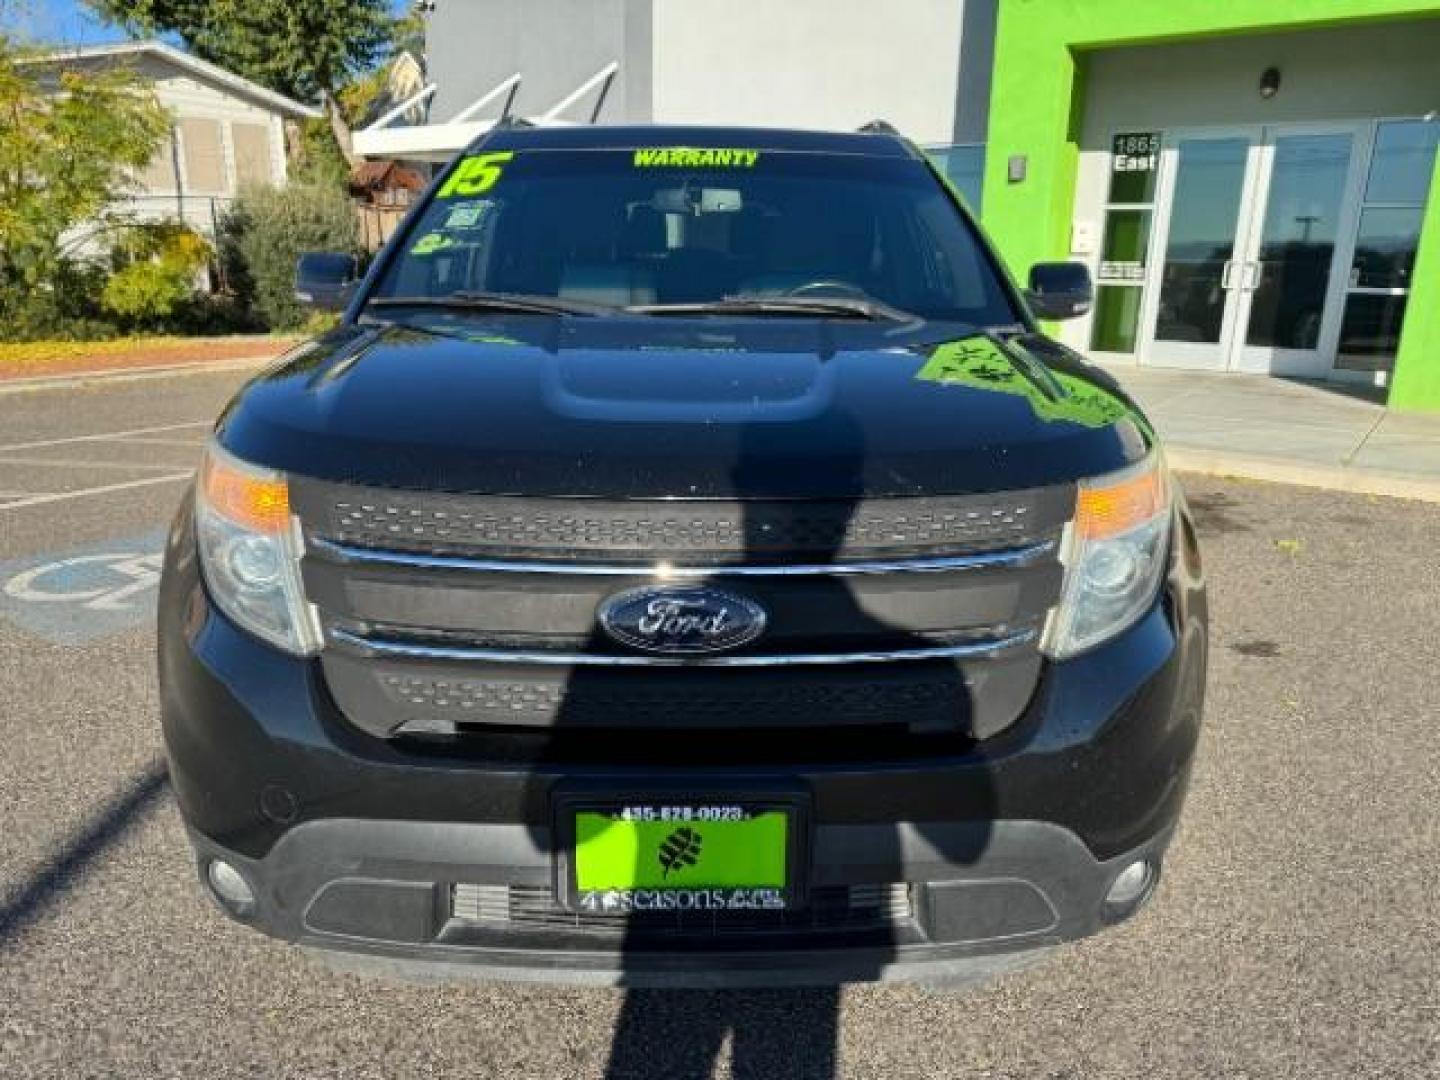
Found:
185,816 -> 1173,988
158,501 -> 1207,987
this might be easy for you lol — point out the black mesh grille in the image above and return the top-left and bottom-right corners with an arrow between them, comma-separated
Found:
381,667 -> 984,729
321,647 -> 1042,739
291,480 -> 1072,561
451,883 -> 912,937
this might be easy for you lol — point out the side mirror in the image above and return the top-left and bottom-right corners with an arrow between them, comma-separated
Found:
294,251 -> 359,312
1025,261 -> 1093,321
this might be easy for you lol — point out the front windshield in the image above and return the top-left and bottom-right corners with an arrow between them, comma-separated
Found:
369,145 -> 1020,324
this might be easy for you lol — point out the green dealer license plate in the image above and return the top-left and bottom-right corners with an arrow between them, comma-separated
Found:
567,804 -> 793,914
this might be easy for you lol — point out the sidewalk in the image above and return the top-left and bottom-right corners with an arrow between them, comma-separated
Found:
1097,363 -> 1440,502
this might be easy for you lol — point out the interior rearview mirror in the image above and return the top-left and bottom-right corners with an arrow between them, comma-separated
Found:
651,186 -> 744,215
1025,261 -> 1093,321
294,251 -> 359,312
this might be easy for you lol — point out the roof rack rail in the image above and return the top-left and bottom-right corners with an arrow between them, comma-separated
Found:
857,119 -> 900,135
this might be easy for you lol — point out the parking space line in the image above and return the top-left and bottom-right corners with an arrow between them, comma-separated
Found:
0,455 -> 197,473
0,471 -> 193,512
0,420 -> 210,454
109,436 -> 208,447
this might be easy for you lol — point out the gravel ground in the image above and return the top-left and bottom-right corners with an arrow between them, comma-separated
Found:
2,370 -> 1438,1078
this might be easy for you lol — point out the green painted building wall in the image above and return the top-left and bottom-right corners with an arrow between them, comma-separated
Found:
983,0 -> 1440,412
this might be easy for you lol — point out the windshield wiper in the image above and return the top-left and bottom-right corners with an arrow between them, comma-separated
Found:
367,291 -> 615,317
626,296 -> 919,323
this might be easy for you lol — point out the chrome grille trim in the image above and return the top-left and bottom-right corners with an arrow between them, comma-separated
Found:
450,882 -> 914,934
330,626 -> 1035,668
308,535 -> 1056,578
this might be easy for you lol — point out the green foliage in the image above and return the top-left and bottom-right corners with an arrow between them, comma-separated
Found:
101,220 -> 211,327
293,117 -> 351,186
86,0 -> 395,102
219,181 -> 358,331
0,35 -> 171,336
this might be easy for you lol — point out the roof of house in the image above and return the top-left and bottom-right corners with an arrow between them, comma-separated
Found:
350,160 -> 427,191
30,39 -> 322,120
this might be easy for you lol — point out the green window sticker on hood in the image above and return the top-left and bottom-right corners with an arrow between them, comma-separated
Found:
916,337 -> 1131,430
633,147 -> 761,168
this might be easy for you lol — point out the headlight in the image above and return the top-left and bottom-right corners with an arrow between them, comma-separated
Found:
1042,454 -> 1171,660
195,442 -> 322,656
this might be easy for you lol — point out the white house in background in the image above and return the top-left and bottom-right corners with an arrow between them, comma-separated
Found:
29,39 -> 321,243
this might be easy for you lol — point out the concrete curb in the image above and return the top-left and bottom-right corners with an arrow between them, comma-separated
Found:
0,355 -> 275,395
1167,446 -> 1440,505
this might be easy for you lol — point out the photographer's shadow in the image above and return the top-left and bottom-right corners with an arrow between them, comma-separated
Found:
546,411 -> 996,1079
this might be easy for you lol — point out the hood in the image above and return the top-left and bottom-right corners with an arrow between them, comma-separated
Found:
217,318 -> 1152,499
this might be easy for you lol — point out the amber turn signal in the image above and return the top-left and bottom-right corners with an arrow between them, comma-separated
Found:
199,447 -> 291,535
1074,462 -> 1166,541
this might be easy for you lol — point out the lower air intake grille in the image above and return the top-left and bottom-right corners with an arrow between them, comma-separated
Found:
451,883 -> 912,936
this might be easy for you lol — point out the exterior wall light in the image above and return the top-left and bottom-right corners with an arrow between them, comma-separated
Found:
1259,67 -> 1281,99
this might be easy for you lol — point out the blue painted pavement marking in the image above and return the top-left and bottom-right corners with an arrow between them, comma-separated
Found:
0,529 -> 168,644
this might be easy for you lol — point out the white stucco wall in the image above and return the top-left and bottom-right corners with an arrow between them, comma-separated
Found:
1059,18 -> 1440,352
649,0 -> 970,144
428,0 -> 650,124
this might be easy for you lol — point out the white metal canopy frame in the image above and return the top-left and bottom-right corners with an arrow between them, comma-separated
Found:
353,63 -> 620,162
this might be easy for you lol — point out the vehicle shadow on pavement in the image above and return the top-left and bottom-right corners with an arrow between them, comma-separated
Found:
534,410 -> 996,1078
0,757 -> 169,946
605,987 -> 840,1079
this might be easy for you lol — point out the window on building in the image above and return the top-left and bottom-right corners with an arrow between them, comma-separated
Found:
1091,132 -> 1160,354
231,122 -> 273,188
180,118 -> 226,194
925,144 -> 985,214
1336,119 -> 1439,373
137,131 -> 178,193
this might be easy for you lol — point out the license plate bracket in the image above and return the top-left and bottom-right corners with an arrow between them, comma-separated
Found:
552,788 -> 810,915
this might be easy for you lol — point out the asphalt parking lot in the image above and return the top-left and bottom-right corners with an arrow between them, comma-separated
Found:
2,368 -> 1438,1079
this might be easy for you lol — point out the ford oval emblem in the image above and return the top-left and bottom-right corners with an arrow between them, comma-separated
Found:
597,586 -> 768,655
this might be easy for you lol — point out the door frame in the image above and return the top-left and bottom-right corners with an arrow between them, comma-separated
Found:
1135,120 -> 1371,377
1136,124 -> 1264,372
1229,119 -> 1372,378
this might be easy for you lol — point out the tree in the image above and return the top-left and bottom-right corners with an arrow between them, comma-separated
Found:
0,34 -> 170,333
218,180 -> 358,330
84,0 -> 397,168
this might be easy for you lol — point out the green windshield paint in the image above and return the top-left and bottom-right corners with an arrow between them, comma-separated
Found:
633,147 -> 761,168
410,232 -> 458,257
574,812 -> 787,891
436,150 -> 514,198
915,337 -> 1131,429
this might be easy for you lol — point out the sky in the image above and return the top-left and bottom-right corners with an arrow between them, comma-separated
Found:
2,0 -> 127,45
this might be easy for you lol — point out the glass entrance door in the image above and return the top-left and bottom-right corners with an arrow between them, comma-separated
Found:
1141,132 -> 1256,370
1232,127 -> 1364,376
1139,123 -> 1365,375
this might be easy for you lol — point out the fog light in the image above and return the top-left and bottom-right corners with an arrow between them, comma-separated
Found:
1104,859 -> 1154,912
207,859 -> 256,915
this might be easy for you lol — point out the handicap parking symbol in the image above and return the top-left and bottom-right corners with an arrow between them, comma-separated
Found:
0,529 -> 168,644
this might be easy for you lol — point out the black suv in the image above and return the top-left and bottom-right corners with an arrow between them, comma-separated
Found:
158,125 -> 1206,987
